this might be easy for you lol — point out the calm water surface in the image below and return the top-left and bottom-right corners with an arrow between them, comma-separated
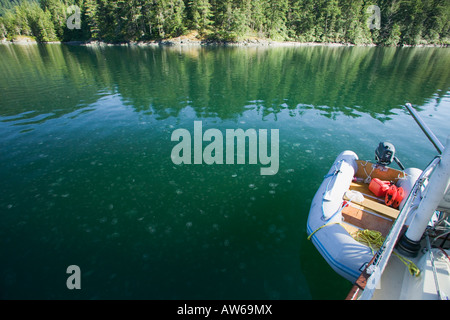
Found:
0,44 -> 449,299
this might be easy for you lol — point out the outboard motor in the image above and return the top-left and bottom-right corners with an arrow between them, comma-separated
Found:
375,142 -> 405,170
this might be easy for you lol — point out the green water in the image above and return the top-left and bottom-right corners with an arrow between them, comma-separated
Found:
0,44 -> 449,300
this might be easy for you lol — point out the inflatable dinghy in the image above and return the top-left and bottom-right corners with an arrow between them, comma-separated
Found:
309,105 -> 450,299
306,150 -> 421,282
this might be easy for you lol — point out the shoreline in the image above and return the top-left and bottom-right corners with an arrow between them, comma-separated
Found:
1,37 -> 448,48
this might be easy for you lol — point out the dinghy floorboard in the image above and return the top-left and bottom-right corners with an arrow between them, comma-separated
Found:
341,181 -> 399,237
338,160 -> 403,237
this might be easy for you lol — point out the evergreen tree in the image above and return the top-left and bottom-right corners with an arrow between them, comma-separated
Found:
167,0 -> 186,37
84,0 -> 100,39
114,0 -> 144,41
40,0 -> 67,39
146,0 -> 186,39
317,0 -> 341,42
425,0 -> 450,43
265,0 -> 288,40
288,0 -> 316,41
213,0 -> 247,40
378,0 -> 401,45
339,0 -> 372,45
11,3 -> 32,36
250,0 -> 267,36
0,16 -> 6,37
189,0 -> 212,31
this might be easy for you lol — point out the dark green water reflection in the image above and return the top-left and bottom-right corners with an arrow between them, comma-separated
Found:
0,44 -> 449,299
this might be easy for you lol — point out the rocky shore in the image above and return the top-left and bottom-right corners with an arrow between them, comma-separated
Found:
65,39 -> 449,48
68,32 -> 375,47
1,36 -> 38,44
2,34 -> 448,48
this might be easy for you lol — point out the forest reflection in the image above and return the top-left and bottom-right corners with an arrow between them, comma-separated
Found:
1,44 -> 449,123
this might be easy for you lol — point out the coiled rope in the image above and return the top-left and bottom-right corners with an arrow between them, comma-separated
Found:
352,229 -> 420,277
307,225 -> 420,277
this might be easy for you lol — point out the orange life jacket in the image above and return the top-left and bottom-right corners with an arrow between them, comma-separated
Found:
385,184 -> 404,209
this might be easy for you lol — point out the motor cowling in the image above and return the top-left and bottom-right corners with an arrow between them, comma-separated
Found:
376,142 -> 395,166
375,142 -> 405,170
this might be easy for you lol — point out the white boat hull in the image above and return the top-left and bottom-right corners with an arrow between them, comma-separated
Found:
306,151 -> 374,282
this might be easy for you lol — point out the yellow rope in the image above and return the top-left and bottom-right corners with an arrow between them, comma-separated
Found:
307,225 -> 420,277
395,253 -> 421,277
352,229 -> 385,255
352,229 -> 420,277
307,222 -> 342,241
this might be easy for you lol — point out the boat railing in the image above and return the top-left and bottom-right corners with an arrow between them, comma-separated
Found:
357,156 -> 441,300
405,103 -> 444,154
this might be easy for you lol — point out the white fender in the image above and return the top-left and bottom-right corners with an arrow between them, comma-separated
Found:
397,167 -> 422,211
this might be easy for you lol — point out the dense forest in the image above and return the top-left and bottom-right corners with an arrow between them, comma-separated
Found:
0,0 -> 449,45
